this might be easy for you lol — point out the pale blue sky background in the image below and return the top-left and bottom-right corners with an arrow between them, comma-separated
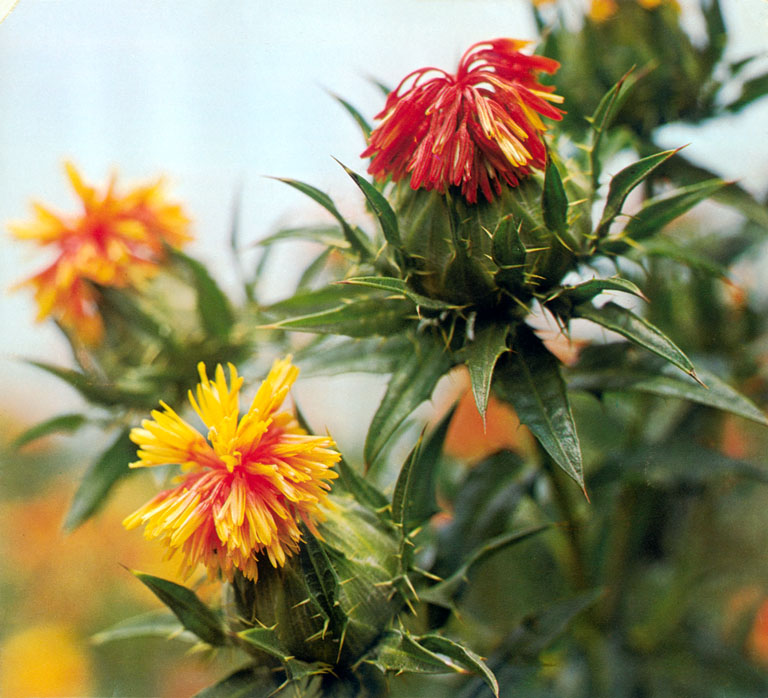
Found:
1,0 -> 767,426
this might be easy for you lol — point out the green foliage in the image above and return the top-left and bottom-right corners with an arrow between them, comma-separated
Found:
131,571 -> 227,647
64,429 -> 136,531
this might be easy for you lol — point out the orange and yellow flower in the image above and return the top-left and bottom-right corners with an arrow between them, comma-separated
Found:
10,163 -> 191,344
362,38 -> 564,204
589,0 -> 679,22
123,357 -> 340,582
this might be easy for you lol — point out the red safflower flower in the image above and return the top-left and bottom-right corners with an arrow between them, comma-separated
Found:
362,39 -> 565,204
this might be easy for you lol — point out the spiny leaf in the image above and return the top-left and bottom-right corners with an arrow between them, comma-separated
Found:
652,148 -> 768,228
505,589 -> 603,658
568,345 -> 768,426
549,277 -> 648,307
295,336 -> 411,377
422,525 -> 549,607
262,284 -> 367,320
132,571 -> 226,646
391,406 -> 455,535
338,162 -> 402,252
13,413 -> 88,449
367,630 -> 457,675
574,301 -> 697,379
494,326 -> 584,490
492,215 -> 527,291
336,457 -> 390,511
542,155 -> 569,237
299,531 -> 346,637
238,628 -> 329,681
340,276 -> 460,311
364,339 -> 452,468
192,667 -> 281,698
171,250 -> 235,341
257,224 -> 349,249
418,635 -> 499,697
589,69 -> 638,187
595,149 -> 681,239
619,178 -> 728,242
64,430 -> 136,531
91,610 -> 191,645
330,92 -> 372,139
267,296 -> 413,338
275,177 -> 375,261
464,323 -> 511,423
27,361 -> 151,407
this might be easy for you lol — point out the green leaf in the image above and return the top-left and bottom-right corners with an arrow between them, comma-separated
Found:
434,452 -> 528,577
641,238 -> 728,277
275,177 -> 375,261
494,326 -> 584,490
364,339 -> 452,467
589,70 -> 638,187
367,630 -> 456,675
296,336 -> 410,377
330,92 -> 372,139
238,627 -> 328,681
28,361 -> 150,407
257,224 -> 349,250
647,146 -> 768,228
549,276 -> 648,308
91,610 -> 191,645
99,287 -> 176,347
602,440 -> 768,486
341,276 -> 460,310
418,635 -> 499,697
464,323 -> 511,422
296,247 -> 333,292
193,667 -> 281,698
336,457 -> 390,511
171,250 -> 235,341
64,430 -> 136,531
701,0 -> 726,71
505,589 -> 603,659
619,179 -> 728,243
491,215 -> 527,291
568,345 -> 768,426
338,162 -> 402,251
268,296 -> 413,338
595,149 -> 681,238
422,525 -> 549,608
13,413 -> 88,449
132,571 -> 226,646
262,284 -> 367,320
727,72 -> 768,113
391,407 -> 454,535
298,531 -> 346,637
542,155 -> 569,237
574,301 -> 697,378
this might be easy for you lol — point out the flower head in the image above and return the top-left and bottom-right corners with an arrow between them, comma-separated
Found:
362,39 -> 564,204
589,0 -> 679,22
123,357 -> 340,582
10,163 -> 192,344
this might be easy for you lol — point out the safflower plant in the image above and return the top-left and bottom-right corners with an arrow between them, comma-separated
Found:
10,3 -> 768,695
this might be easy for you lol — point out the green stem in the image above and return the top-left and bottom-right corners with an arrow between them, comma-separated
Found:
543,452 -> 589,591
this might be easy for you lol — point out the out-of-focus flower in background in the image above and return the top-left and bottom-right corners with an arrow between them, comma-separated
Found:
9,162 -> 192,345
589,0 -> 679,23
123,357 -> 340,581
362,38 -> 564,203
0,624 -> 93,698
